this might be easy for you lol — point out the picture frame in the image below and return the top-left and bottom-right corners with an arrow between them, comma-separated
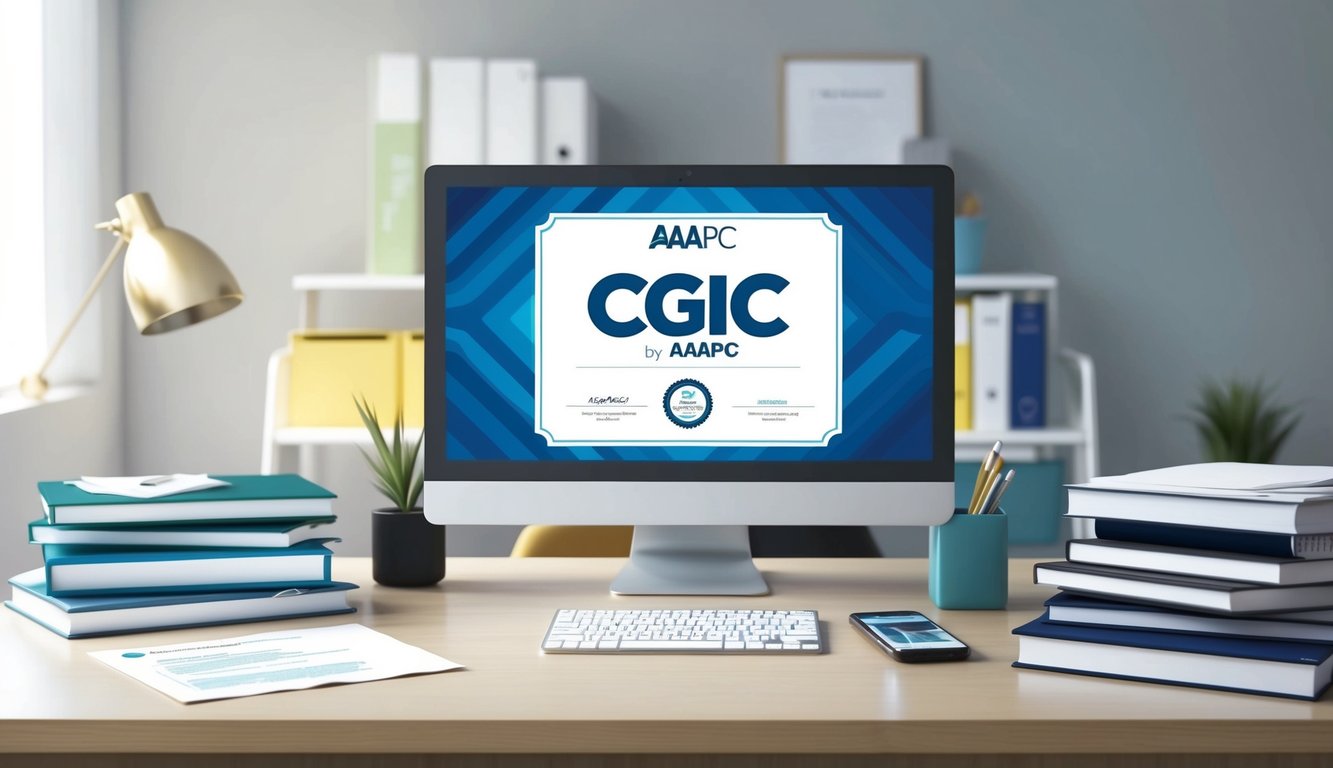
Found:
780,54 -> 924,164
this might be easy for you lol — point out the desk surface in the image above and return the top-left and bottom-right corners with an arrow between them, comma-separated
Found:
3,557 -> 1333,757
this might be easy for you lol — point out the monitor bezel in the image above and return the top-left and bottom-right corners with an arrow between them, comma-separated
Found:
425,164 -> 955,483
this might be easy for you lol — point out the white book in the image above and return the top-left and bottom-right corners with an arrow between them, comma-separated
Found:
485,59 -> 538,164
1065,484 -> 1333,534
1067,539 -> 1333,586
427,58 -> 484,166
970,292 -> 1011,431
540,77 -> 596,165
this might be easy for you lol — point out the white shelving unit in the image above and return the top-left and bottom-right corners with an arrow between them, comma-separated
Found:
261,274 -> 424,476
263,271 -> 1101,523
955,273 -> 1099,539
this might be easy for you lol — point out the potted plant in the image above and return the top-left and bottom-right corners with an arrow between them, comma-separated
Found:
354,395 -> 444,586
1188,378 -> 1299,463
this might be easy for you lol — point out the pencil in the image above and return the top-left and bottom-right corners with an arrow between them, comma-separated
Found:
967,440 -> 1003,515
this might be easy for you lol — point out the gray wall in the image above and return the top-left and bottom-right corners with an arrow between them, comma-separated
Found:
121,0 -> 1333,557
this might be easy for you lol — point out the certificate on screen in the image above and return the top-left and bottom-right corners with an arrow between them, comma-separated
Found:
534,213 -> 843,448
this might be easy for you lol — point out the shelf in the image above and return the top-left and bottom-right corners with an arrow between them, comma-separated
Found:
274,426 -> 422,447
292,273 -> 424,292
955,428 -> 1085,447
954,273 -> 1057,292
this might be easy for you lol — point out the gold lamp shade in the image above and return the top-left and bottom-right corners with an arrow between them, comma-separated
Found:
114,193 -> 243,335
19,192 -> 243,400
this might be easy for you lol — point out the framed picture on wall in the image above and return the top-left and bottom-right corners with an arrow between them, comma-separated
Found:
780,55 -> 924,164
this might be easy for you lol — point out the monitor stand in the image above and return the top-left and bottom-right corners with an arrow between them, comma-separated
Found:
610,525 -> 769,596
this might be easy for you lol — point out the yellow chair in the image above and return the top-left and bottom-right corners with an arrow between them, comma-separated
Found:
510,525 -> 633,557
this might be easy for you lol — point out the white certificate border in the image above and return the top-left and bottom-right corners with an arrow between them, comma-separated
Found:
533,213 -> 843,448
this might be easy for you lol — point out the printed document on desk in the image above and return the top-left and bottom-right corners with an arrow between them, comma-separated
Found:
89,623 -> 462,703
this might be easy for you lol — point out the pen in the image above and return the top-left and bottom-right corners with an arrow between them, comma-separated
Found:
982,468 -> 1016,515
967,441 -> 1003,515
139,475 -> 174,486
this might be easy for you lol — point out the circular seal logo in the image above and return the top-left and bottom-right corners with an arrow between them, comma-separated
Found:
663,379 -> 712,429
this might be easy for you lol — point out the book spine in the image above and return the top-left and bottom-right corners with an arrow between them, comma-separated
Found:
369,53 -> 422,275
954,299 -> 972,431
427,57 -> 485,165
970,293 -> 1011,431
1010,294 -> 1046,428
485,59 -> 538,164
1095,519 -> 1297,559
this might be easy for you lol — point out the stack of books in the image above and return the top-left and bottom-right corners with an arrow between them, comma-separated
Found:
6,474 -> 357,638
1014,462 -> 1333,700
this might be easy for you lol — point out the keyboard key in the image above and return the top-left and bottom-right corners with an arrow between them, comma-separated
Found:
620,640 -> 723,650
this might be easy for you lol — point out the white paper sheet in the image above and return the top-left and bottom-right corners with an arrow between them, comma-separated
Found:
70,474 -> 229,499
89,623 -> 463,703
1091,463 -> 1333,492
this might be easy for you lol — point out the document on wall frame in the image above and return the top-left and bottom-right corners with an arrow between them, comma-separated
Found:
782,56 -> 923,164
89,623 -> 463,703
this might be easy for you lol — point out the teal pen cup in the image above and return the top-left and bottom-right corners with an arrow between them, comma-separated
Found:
929,508 -> 1008,610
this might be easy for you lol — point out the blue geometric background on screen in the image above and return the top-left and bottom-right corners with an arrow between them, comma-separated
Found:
442,186 -> 933,462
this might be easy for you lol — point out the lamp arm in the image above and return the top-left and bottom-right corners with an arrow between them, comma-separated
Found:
20,233 -> 127,398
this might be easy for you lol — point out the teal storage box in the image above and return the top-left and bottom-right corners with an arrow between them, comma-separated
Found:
929,509 -> 1008,610
954,460 -> 1064,544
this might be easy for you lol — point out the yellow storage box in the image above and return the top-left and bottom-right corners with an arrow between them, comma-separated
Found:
288,330 -> 400,427
402,330 -> 424,428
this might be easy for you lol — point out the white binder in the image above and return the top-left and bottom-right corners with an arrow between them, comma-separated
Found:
970,292 -> 1012,431
540,77 -> 597,165
427,58 -> 484,165
485,59 -> 538,164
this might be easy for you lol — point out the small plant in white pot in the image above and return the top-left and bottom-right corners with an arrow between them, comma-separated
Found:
354,395 -> 443,587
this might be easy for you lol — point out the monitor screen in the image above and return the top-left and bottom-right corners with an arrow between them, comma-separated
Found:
436,180 -> 937,472
442,182 -> 933,458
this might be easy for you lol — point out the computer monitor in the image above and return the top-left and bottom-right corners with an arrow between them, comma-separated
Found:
425,166 -> 954,595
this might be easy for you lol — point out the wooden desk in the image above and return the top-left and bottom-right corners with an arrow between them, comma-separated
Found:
3,557 -> 1333,768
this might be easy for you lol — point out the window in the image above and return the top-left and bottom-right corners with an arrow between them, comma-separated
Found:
0,0 -> 105,396
0,0 -> 47,390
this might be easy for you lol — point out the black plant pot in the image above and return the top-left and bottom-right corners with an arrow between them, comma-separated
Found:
372,508 -> 445,587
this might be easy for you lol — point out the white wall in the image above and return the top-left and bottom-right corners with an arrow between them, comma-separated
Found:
0,0 -> 124,577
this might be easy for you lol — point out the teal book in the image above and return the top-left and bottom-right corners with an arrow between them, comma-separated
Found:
38,474 -> 335,525
29,517 -> 338,548
7,568 -> 357,639
42,540 -> 336,597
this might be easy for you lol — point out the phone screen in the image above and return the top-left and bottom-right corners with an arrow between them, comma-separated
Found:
858,612 -> 966,651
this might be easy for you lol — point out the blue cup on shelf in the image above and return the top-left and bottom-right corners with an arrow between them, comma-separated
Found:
954,217 -> 986,275
929,508 -> 1008,610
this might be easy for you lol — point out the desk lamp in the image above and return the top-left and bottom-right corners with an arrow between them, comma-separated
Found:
19,192 -> 243,400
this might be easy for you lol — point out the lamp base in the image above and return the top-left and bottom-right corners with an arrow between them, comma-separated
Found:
19,374 -> 48,400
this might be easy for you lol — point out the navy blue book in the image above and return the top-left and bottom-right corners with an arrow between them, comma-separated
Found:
1013,613 -> 1333,700
1043,592 -> 1333,643
1010,298 -> 1046,428
1095,519 -> 1333,560
41,540 -> 336,597
6,568 -> 357,639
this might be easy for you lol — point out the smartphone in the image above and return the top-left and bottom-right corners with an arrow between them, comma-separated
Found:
849,611 -> 970,663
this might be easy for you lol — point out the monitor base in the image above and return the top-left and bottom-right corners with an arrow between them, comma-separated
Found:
610,525 -> 770,596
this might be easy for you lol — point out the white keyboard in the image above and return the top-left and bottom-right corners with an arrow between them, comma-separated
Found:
541,608 -> 823,653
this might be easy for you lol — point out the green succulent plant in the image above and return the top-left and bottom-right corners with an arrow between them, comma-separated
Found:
353,395 -> 423,512
1188,378 -> 1298,464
